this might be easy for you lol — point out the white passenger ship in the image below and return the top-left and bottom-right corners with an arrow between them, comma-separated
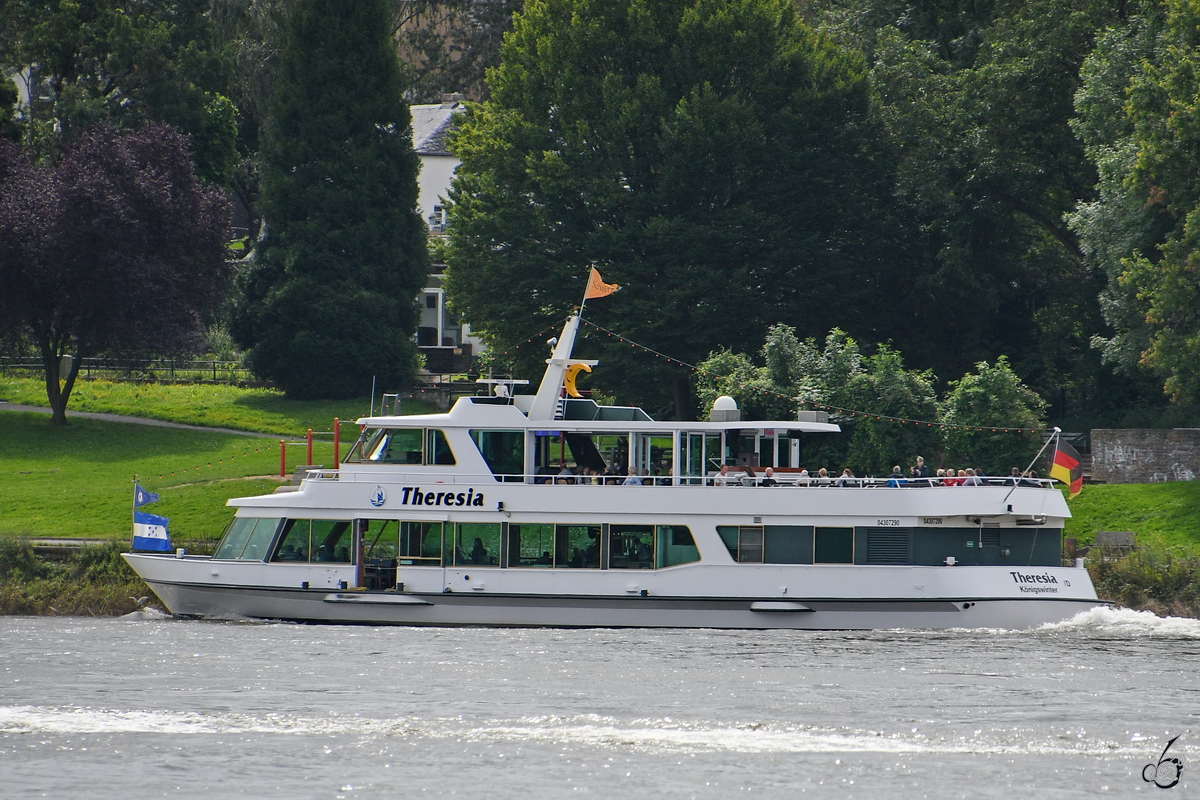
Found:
124,314 -> 1104,629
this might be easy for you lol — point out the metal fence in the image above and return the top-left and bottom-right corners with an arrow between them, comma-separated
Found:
0,356 -> 256,384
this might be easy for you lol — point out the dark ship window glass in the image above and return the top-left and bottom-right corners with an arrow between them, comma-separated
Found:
814,527 -> 854,564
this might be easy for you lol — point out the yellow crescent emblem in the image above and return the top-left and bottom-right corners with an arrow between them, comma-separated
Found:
564,363 -> 591,397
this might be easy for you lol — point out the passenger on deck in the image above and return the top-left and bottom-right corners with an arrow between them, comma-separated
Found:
886,466 -> 905,487
912,456 -> 930,478
470,537 -> 489,564
713,465 -> 732,486
963,468 -> 985,486
760,467 -> 778,487
622,471 -> 643,486
584,532 -> 600,567
835,468 -> 858,487
741,466 -> 757,487
794,468 -> 810,486
1008,468 -> 1022,485
815,467 -> 832,487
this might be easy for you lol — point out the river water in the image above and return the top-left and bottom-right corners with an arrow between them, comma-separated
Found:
1,608 -> 1197,798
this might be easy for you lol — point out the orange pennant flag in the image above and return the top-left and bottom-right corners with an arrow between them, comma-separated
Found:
584,266 -> 619,300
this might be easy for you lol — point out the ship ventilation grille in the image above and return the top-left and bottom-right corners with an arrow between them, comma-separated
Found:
866,528 -> 910,564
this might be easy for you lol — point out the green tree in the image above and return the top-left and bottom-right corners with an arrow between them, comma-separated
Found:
446,0 -> 898,418
813,0 -> 1122,417
231,0 -> 428,399
1117,0 -> 1200,406
1068,0 -> 1200,413
835,347 -> 942,477
941,357 -> 1047,474
0,0 -> 237,183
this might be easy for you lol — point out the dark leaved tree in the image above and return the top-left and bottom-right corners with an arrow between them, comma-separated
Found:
232,0 -> 428,400
445,0 -> 899,419
0,123 -> 232,424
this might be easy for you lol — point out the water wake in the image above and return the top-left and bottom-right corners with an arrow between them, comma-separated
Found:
1036,605 -> 1200,637
0,705 -> 1150,757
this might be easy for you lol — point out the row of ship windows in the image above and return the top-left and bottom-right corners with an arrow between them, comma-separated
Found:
213,518 -> 701,570
213,519 -> 1054,568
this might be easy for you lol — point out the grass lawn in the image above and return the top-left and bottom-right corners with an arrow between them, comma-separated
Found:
1063,482 -> 1200,551
0,412 -> 321,542
0,375 -> 435,435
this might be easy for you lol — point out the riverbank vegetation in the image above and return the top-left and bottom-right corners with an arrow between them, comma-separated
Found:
0,539 -> 152,615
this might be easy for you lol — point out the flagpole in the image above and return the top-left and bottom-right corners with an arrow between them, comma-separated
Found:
1022,427 -> 1060,477
131,474 -> 137,550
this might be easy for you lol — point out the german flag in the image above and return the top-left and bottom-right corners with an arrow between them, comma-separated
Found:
1050,439 -> 1083,498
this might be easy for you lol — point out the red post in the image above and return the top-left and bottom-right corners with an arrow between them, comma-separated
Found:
279,439 -> 286,477
306,428 -> 313,466
333,418 -> 340,469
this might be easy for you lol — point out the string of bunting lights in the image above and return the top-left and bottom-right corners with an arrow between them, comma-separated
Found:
139,445 -> 269,484
576,318 -> 1044,434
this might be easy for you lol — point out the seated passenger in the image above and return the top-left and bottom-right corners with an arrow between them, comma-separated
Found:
741,466 -> 757,487
886,466 -> 905,487
815,467 -> 832,487
713,465 -> 732,486
963,468 -> 985,486
622,472 -> 643,486
316,544 -> 333,562
835,468 -> 858,487
535,551 -> 553,565
760,467 -> 778,487
794,468 -> 810,486
470,537 -> 488,564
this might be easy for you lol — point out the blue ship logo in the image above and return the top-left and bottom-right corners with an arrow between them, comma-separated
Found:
370,485 -> 386,507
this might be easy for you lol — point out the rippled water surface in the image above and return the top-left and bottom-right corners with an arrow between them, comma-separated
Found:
2,608 -> 1198,798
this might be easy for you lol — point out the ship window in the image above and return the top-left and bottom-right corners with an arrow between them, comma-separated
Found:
427,429 -> 456,465
738,526 -> 764,563
274,519 -> 311,561
454,523 -> 501,567
610,524 -> 654,569
656,526 -> 699,567
271,519 -> 352,563
471,430 -> 525,479
360,428 -> 454,466
554,524 -> 601,568
814,527 -> 854,564
510,523 -> 555,567
715,526 -> 763,563
717,526 -> 738,560
215,517 -> 281,560
399,521 -> 443,565
366,428 -> 423,463
363,520 -> 399,561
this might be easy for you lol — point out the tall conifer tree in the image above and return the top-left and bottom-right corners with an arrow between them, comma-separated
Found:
234,0 -> 428,399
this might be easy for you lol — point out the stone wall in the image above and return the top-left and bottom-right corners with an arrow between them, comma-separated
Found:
1091,429 -> 1200,484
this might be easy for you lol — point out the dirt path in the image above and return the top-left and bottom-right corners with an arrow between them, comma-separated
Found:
0,401 -> 284,438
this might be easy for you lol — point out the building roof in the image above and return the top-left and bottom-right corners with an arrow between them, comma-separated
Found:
411,97 -> 463,157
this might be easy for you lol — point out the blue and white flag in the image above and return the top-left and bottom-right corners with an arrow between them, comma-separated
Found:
134,484 -> 160,508
133,510 -> 172,552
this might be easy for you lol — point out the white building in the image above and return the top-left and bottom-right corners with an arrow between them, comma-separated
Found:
411,95 -> 484,370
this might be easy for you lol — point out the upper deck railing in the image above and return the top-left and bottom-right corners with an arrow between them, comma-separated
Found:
298,467 -> 1057,490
